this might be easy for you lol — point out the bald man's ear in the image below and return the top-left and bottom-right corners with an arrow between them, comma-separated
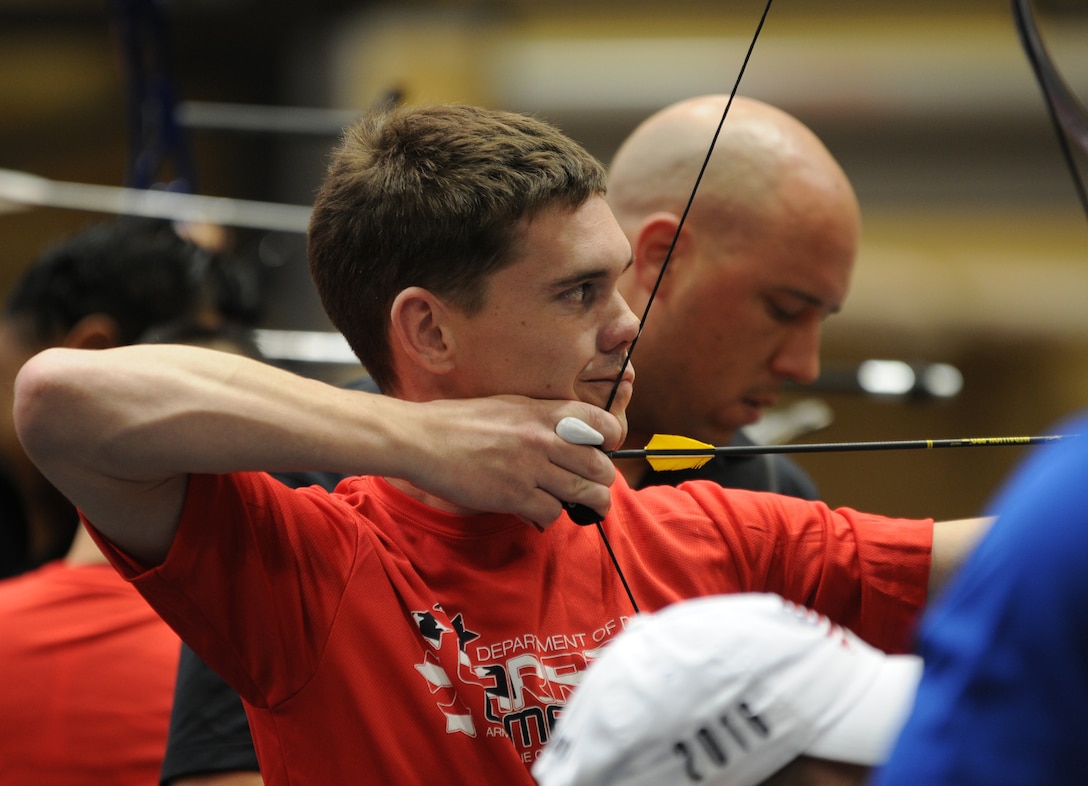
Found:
62,314 -> 123,350
389,286 -> 458,375
632,212 -> 691,300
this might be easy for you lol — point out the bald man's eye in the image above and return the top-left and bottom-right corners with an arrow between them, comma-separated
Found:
766,299 -> 802,322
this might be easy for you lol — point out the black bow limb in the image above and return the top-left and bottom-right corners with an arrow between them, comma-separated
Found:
1013,0 -> 1088,223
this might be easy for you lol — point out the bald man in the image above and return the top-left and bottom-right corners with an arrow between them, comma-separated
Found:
609,95 -> 860,496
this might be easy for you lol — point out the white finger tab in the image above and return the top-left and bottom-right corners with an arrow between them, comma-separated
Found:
556,417 -> 604,446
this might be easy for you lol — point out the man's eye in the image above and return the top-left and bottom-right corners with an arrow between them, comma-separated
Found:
564,283 -> 591,303
768,302 -> 800,321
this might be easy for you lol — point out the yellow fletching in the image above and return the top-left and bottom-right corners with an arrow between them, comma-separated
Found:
644,434 -> 716,472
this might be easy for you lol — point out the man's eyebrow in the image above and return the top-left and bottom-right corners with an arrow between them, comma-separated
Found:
777,287 -> 842,315
549,256 -> 634,291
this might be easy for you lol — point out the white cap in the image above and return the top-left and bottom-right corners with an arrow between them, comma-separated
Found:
532,593 -> 921,786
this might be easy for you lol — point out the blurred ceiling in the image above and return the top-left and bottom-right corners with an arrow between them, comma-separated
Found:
1,0 -> 1086,336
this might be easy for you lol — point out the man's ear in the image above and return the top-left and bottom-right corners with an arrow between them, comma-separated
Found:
632,212 -> 690,301
389,286 -> 457,374
62,314 -> 123,350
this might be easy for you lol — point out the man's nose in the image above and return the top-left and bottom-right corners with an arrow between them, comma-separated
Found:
771,322 -> 821,384
604,291 -> 641,353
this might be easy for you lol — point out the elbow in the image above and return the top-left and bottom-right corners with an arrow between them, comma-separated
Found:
13,348 -> 85,462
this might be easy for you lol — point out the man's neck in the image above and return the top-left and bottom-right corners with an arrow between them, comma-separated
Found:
64,525 -> 109,567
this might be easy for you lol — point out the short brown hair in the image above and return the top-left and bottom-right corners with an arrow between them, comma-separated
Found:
308,104 -> 607,392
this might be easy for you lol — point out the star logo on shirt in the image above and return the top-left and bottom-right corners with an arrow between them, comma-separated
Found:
413,609 -> 453,648
451,612 -> 480,652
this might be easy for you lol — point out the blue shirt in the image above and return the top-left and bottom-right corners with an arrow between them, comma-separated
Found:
874,413 -> 1088,785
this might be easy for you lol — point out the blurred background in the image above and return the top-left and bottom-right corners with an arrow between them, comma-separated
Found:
1,0 -> 1086,520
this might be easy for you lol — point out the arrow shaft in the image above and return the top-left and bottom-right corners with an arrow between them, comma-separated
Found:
609,435 -> 1071,460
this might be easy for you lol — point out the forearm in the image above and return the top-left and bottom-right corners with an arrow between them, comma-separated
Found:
928,516 -> 994,599
14,345 -> 416,563
15,345 -> 411,481
14,344 -> 624,564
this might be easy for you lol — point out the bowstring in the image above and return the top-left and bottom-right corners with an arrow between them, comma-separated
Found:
596,0 -> 775,615
603,0 -> 775,414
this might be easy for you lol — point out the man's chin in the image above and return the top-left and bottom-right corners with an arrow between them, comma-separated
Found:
568,393 -> 629,451
576,384 -> 622,411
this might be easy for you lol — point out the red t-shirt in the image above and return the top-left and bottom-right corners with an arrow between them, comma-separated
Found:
0,561 -> 180,786
92,472 -> 931,786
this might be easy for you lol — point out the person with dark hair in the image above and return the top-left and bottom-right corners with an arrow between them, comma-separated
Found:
7,219 -> 212,345
0,217 -> 252,578
16,103 -> 987,785
0,318 -> 266,786
0,521 -> 182,786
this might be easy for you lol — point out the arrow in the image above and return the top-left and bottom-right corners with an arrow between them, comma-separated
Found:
609,433 -> 1074,472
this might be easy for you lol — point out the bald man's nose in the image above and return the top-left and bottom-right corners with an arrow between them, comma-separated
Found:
771,324 -> 821,384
